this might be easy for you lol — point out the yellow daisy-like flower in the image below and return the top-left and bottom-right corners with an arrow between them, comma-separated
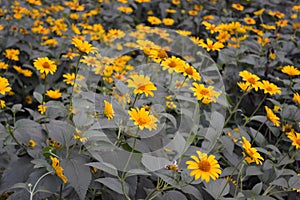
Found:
46,89 -> 62,99
237,81 -> 252,92
241,137 -> 264,165
0,76 -> 12,95
72,37 -> 95,54
147,16 -> 162,25
128,107 -> 158,131
0,61 -> 9,69
198,38 -> 224,52
180,64 -> 201,81
287,132 -> 300,149
50,156 -> 68,183
38,103 -> 48,115
103,100 -> 114,120
232,3 -> 244,11
185,150 -> 222,182
161,56 -> 185,74
239,70 -> 260,91
162,18 -> 174,26
63,73 -> 85,86
28,139 -> 36,147
281,65 -> 300,76
190,83 -> 220,104
0,99 -> 5,108
33,57 -> 57,75
265,106 -> 280,127
127,74 -> 157,97
4,49 -> 20,61
258,80 -> 281,95
293,93 -> 300,105
244,17 -> 256,25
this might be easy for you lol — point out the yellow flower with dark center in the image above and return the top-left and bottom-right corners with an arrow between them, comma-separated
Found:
0,76 -> 12,95
147,16 -> 162,25
202,21 -> 217,34
4,49 -> 20,61
186,150 -> 221,182
33,57 -> 57,75
293,93 -> 300,105
281,65 -> 300,76
190,82 -> 220,104
282,124 -> 295,134
50,156 -> 68,183
216,31 -> 230,43
80,56 -> 100,67
161,56 -> 185,74
103,100 -> 114,120
198,38 -> 224,52
232,3 -> 244,11
72,37 -> 95,54
244,17 -> 256,25
128,107 -> 158,131
28,139 -> 36,147
162,18 -> 174,26
239,70 -> 260,91
118,6 -> 133,13
180,64 -> 201,81
127,74 -> 157,97
259,80 -> 281,95
242,137 -> 264,165
237,81 -> 252,92
265,106 -> 280,127
46,89 -> 62,99
276,20 -> 288,27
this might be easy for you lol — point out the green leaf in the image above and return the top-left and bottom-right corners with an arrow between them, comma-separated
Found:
288,175 -> 300,188
246,166 -> 263,176
270,177 -> 288,188
142,154 -> 170,172
182,185 -> 203,199
86,162 -> 118,177
204,179 -> 229,199
9,183 -> 28,190
11,104 -> 23,113
61,157 -> 91,200
95,177 -> 128,194
252,182 -> 263,196
33,91 -> 43,104
162,190 -> 187,200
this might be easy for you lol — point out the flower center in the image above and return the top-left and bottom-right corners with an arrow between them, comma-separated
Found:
185,67 -> 194,75
200,89 -> 209,96
42,62 -> 51,69
247,77 -> 256,84
296,138 -> 300,145
137,84 -> 146,91
198,160 -> 211,172
168,61 -> 177,68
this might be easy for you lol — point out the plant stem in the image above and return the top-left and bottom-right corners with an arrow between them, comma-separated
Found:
243,95 -> 267,127
30,171 -> 53,200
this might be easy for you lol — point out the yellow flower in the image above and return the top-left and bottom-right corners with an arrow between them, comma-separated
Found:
176,30 -> 192,36
72,37 -> 95,54
242,137 -> 264,165
239,70 -> 261,91
254,8 -> 265,16
244,17 -> 256,25
33,57 -> 57,75
63,73 -> 84,86
0,100 -> 5,108
38,103 -> 48,115
127,74 -> 157,97
128,107 -> 158,131
281,65 -> 300,76
258,80 -> 281,95
50,156 -> 68,183
269,52 -> 276,60
147,16 -> 161,25
28,139 -> 36,147
103,100 -> 114,120
190,83 -> 220,104
80,56 -> 100,67
199,38 -> 224,52
265,106 -> 280,127
202,21 -> 217,34
260,24 -> 276,30
180,64 -> 201,81
162,18 -> 174,26
276,20 -> 288,28
186,150 -> 221,182
161,56 -> 185,74
13,66 -> 32,77
0,61 -> 9,69
46,89 -> 62,99
4,49 -> 20,61
0,76 -> 12,95
232,3 -> 244,11
293,93 -> 300,105
215,31 -> 230,43
237,81 -> 252,92
118,6 -> 133,13
287,132 -> 300,149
